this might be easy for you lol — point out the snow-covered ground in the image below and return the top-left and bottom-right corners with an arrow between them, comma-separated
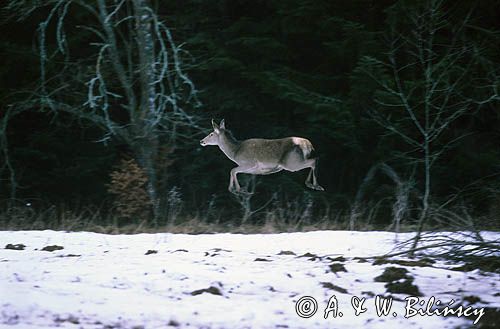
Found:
1,230 -> 498,328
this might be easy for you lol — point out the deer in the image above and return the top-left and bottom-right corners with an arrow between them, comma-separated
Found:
200,119 -> 324,194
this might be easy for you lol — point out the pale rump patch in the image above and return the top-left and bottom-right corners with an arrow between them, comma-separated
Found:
292,137 -> 314,159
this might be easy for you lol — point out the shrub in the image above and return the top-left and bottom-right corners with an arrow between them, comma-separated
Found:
107,158 -> 151,224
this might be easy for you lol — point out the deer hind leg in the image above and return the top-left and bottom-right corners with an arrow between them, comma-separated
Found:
282,152 -> 324,191
306,158 -> 324,191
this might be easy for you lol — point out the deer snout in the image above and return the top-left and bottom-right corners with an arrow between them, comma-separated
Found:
200,139 -> 206,146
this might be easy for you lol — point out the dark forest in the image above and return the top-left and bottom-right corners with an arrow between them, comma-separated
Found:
1,0 -> 499,233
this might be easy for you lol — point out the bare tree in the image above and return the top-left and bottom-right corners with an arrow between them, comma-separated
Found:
360,0 -> 499,252
350,162 -> 412,233
0,108 -> 19,201
5,0 -> 201,224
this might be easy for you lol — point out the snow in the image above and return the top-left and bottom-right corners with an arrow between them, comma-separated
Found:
1,230 -> 498,328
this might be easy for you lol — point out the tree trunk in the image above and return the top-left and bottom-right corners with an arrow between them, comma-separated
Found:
411,139 -> 431,254
133,0 -> 161,225
136,145 -> 160,225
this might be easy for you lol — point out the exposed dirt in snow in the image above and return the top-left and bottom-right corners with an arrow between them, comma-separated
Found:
1,230 -> 498,328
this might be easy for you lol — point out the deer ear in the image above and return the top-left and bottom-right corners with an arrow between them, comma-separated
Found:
220,119 -> 225,130
211,119 -> 219,132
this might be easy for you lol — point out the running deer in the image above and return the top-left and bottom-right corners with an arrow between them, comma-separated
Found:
200,119 -> 324,193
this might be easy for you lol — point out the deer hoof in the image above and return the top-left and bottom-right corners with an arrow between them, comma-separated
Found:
306,182 -> 325,191
230,188 -> 252,196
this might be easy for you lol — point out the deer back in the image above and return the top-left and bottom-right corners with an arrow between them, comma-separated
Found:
233,137 -> 304,165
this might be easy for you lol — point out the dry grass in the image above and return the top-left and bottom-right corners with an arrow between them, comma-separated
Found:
1,194 -> 497,235
0,201 -> 345,234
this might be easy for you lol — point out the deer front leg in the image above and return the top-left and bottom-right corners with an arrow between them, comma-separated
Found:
229,167 -> 242,193
229,165 -> 258,194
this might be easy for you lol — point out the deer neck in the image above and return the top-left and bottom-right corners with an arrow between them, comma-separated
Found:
218,132 -> 240,162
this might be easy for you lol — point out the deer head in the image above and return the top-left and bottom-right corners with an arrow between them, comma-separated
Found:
200,119 -> 225,146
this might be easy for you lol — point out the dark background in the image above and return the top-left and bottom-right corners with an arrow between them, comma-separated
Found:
1,0 -> 499,228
